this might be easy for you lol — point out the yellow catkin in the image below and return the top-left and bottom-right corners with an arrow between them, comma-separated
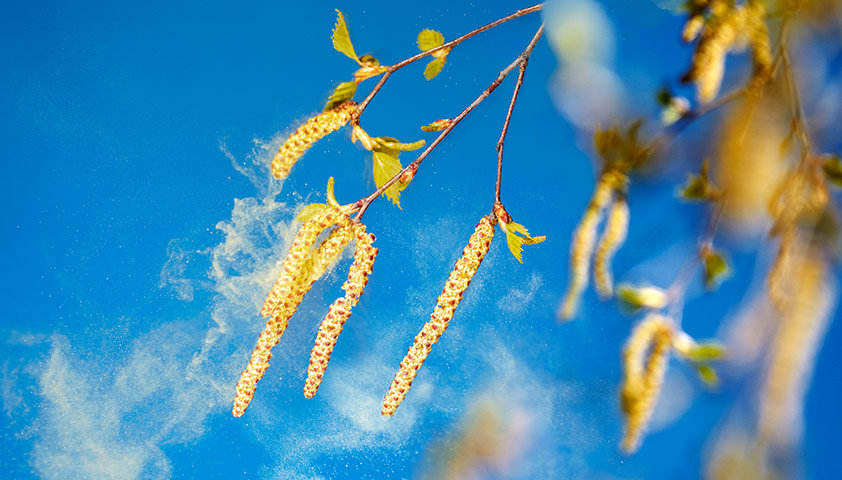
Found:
620,314 -> 674,453
682,14 -> 705,43
747,0 -> 772,78
767,228 -> 796,314
758,247 -> 831,450
304,223 -> 378,398
381,215 -> 495,417
688,6 -> 743,103
260,207 -> 348,318
593,194 -> 629,298
232,207 -> 349,417
270,101 -> 357,180
560,172 -> 617,319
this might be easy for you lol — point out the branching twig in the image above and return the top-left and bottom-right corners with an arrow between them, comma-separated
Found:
355,3 -> 544,115
354,24 -> 546,221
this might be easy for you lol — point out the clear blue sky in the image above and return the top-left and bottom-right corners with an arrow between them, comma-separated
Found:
1,1 -> 840,478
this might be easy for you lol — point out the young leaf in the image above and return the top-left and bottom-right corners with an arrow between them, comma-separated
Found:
702,249 -> 730,289
332,10 -> 359,63
417,29 -> 445,51
324,81 -> 358,111
822,154 -> 842,188
695,364 -> 720,387
373,136 -> 426,151
424,57 -> 446,81
372,149 -> 407,208
421,119 -> 451,132
678,159 -> 719,201
494,204 -> 546,263
687,342 -> 727,362
617,284 -> 669,314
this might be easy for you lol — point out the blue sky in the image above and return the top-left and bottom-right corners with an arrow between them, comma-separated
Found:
2,1 -> 841,478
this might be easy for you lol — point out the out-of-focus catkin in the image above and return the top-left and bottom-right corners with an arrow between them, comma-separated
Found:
759,246 -> 833,450
594,194 -> 629,298
684,0 -> 771,102
233,207 -> 349,417
271,101 -> 357,179
620,314 -> 674,453
560,171 -> 621,319
304,223 -> 377,398
381,215 -> 495,417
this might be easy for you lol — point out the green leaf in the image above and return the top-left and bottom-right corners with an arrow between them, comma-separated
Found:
678,159 -> 718,202
373,136 -> 426,151
424,57 -> 446,80
695,364 -> 720,387
500,220 -> 546,263
822,154 -> 842,188
417,29 -> 445,51
372,150 -> 407,208
616,283 -> 669,314
703,249 -> 730,289
332,10 -> 359,63
421,119 -> 450,132
678,173 -> 711,201
687,342 -> 727,362
297,203 -> 329,223
324,81 -> 358,111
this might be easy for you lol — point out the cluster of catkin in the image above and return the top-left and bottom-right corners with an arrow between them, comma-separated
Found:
381,215 -> 495,417
560,169 -> 629,320
682,0 -> 772,103
620,314 -> 676,453
232,205 -> 376,417
270,101 -> 357,180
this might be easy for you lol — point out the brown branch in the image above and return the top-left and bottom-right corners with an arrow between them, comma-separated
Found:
354,24 -> 545,222
355,3 -> 544,115
495,58 -> 529,206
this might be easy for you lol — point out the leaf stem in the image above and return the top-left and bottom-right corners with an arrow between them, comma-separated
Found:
355,3 -> 544,115
354,24 -> 545,222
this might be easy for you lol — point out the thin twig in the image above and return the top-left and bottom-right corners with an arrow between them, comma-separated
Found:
495,58 -> 529,205
355,3 -> 544,115
354,25 -> 545,221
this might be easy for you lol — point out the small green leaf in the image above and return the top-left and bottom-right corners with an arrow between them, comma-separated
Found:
332,10 -> 359,63
424,57 -> 446,80
372,149 -> 407,208
417,29 -> 445,51
498,217 -> 545,263
678,173 -> 711,200
687,342 -> 727,362
678,159 -> 719,202
324,81 -> 358,111
373,136 -> 426,152
822,154 -> 842,188
421,119 -> 450,132
695,364 -> 720,387
702,249 -> 730,289
616,283 -> 669,314
297,203 -> 329,223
